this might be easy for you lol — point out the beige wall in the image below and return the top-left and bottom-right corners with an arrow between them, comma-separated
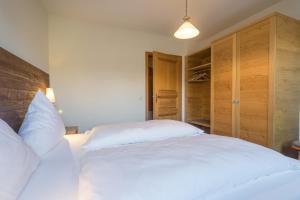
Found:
49,0 -> 300,132
49,15 -> 184,131
0,0 -> 49,72
185,0 -> 300,54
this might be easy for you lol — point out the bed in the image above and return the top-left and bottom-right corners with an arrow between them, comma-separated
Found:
18,133 -> 300,200
1,47 -> 300,200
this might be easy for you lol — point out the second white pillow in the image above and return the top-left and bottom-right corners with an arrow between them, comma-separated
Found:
19,90 -> 66,157
83,120 -> 204,151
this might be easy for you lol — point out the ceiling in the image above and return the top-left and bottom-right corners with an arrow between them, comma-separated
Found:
41,0 -> 281,39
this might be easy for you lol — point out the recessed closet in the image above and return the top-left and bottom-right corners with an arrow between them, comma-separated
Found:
185,48 -> 211,133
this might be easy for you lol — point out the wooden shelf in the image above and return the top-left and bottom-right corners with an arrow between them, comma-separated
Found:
187,119 -> 210,128
188,63 -> 211,71
188,79 -> 210,83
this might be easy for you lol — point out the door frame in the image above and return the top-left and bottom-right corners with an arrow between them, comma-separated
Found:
145,52 -> 152,120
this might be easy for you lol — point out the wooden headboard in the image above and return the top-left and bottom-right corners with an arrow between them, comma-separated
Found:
0,47 -> 49,131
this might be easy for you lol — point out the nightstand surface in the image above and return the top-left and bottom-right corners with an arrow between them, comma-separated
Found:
65,126 -> 79,135
292,140 -> 300,160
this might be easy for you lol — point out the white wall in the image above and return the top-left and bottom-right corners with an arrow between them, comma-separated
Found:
186,0 -> 300,54
49,15 -> 184,131
0,0 -> 48,72
49,0 -> 300,131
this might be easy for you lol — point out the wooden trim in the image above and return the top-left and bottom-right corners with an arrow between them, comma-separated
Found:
268,16 -> 277,147
184,55 -> 189,122
276,12 -> 300,25
186,45 -> 211,57
211,12 -> 300,45
145,52 -> 152,120
236,32 -> 241,138
210,46 -> 215,133
232,33 -> 238,137
178,56 -> 183,121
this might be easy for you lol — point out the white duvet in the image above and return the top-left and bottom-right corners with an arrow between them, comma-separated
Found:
78,134 -> 300,200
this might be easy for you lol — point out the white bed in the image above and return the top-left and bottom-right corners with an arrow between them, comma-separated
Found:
18,134 -> 88,200
78,133 -> 300,200
18,133 -> 300,200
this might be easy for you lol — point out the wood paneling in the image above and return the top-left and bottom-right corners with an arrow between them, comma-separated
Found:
153,51 -> 182,120
209,13 -> 300,153
0,47 -> 49,131
211,35 -> 236,136
237,19 -> 271,146
274,15 -> 300,151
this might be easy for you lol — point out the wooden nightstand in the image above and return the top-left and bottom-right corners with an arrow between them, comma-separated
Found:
292,141 -> 300,160
65,126 -> 79,135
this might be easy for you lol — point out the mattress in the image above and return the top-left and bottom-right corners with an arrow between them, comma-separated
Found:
18,134 -> 88,200
19,133 -> 300,200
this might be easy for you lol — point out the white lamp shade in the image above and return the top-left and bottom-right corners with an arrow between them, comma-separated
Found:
174,20 -> 200,39
46,88 -> 56,103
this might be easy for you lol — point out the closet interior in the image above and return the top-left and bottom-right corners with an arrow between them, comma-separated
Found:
185,48 -> 211,133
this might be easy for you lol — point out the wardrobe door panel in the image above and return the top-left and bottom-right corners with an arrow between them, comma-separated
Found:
211,35 -> 236,136
237,19 -> 271,146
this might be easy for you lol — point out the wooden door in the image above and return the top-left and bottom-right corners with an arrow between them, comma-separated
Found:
211,35 -> 237,136
237,19 -> 271,147
153,51 -> 182,120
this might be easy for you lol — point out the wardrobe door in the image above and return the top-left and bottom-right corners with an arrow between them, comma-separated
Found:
211,35 -> 236,136
237,19 -> 271,147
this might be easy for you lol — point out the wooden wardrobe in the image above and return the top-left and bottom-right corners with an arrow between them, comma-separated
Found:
211,13 -> 300,152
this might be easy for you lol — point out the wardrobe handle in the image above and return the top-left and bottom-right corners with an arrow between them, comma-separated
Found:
232,100 -> 240,104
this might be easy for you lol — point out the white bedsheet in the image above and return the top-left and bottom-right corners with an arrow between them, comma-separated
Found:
18,134 -> 88,200
210,170 -> 300,200
78,134 -> 300,200
18,133 -> 300,200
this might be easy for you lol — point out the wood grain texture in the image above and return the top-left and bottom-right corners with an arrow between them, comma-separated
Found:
211,36 -> 235,136
237,19 -> 271,147
0,47 -> 49,131
153,51 -> 182,120
208,13 -> 300,153
273,15 -> 300,151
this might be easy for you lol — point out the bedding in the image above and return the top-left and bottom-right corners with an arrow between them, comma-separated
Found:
19,90 -> 66,157
0,119 -> 40,200
83,120 -> 203,151
18,134 -> 89,200
209,170 -> 300,200
78,134 -> 300,200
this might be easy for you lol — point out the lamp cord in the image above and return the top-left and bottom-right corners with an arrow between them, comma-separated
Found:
185,0 -> 188,17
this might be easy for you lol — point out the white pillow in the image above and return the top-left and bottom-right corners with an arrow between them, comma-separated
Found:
19,90 -> 65,157
0,119 -> 40,200
83,120 -> 204,151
